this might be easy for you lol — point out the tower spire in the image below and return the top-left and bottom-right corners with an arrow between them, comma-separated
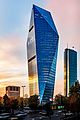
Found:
67,43 -> 68,49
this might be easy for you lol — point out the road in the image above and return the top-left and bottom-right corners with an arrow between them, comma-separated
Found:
3,110 -> 75,120
23,111 -> 61,120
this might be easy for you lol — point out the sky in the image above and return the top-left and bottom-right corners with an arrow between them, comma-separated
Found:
0,0 -> 80,97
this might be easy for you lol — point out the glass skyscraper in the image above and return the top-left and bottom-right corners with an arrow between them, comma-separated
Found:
27,5 -> 59,103
64,48 -> 77,97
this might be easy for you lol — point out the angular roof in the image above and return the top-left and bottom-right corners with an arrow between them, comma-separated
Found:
33,4 -> 59,36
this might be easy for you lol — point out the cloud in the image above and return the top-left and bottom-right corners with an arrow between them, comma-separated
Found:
45,0 -> 80,95
0,0 -> 33,97
0,71 -> 26,80
54,79 -> 64,96
0,35 -> 26,67
0,0 -> 79,97
0,77 -> 29,97
0,35 -> 29,97
46,0 -> 80,51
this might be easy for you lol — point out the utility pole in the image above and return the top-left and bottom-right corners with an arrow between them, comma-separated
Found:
22,86 -> 26,98
22,86 -> 26,108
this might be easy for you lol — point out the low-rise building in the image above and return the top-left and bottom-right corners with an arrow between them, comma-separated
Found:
6,86 -> 20,99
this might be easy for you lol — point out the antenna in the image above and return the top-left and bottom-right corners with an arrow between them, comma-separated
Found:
72,46 -> 74,48
67,43 -> 68,49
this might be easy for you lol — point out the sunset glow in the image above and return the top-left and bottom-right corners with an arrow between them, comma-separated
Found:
0,0 -> 80,97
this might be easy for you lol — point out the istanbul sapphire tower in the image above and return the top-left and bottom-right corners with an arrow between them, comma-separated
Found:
27,5 -> 59,103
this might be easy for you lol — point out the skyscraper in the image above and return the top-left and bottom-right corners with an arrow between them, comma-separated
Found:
64,48 -> 77,97
27,5 -> 59,103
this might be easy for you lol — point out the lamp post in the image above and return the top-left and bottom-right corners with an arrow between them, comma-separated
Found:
22,86 -> 26,98
22,86 -> 26,107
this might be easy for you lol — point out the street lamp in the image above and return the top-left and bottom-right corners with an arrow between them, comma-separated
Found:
22,86 -> 26,98
22,86 -> 26,107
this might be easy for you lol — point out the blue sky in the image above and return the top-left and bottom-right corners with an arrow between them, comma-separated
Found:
0,0 -> 47,96
0,0 -> 46,36
0,0 -> 80,96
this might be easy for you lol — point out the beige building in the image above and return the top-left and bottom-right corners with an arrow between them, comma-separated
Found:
6,86 -> 20,99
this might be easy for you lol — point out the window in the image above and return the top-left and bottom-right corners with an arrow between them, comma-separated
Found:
16,87 -> 18,91
10,87 -> 12,91
13,87 -> 15,91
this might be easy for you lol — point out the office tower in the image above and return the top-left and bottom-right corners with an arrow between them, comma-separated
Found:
27,5 -> 59,103
64,48 -> 77,97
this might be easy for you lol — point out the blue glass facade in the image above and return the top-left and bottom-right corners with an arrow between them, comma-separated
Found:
64,49 -> 77,97
27,5 -> 59,103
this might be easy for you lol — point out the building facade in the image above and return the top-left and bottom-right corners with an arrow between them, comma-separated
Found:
6,86 -> 20,99
27,5 -> 59,103
64,48 -> 77,97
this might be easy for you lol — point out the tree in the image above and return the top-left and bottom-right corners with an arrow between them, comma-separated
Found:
3,94 -> 10,112
28,94 -> 39,110
10,99 -> 19,114
11,99 -> 19,110
55,94 -> 69,111
55,94 -> 66,106
54,81 -> 80,114
69,81 -> 80,96
43,101 -> 53,119
55,94 -> 62,105
68,81 -> 80,113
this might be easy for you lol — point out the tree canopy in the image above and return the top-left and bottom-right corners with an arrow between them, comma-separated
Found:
28,94 -> 39,110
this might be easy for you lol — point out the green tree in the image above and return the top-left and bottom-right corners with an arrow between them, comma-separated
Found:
11,99 -> 19,110
69,81 -> 80,96
44,101 -> 53,119
55,94 -> 66,105
10,99 -> 19,114
55,94 -> 68,110
68,81 -> 80,113
28,94 -> 39,110
55,94 -> 62,105
3,94 -> 10,112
